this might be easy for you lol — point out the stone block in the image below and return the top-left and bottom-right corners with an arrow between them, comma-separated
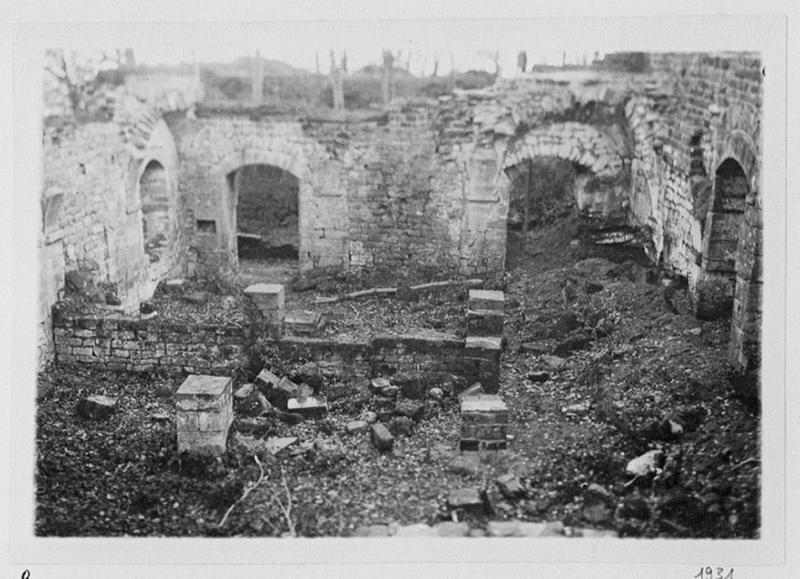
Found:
175,375 -> 233,412
345,420 -> 369,434
370,423 -> 394,452
461,394 -> 508,416
447,487 -> 484,510
466,308 -> 504,336
287,396 -> 328,418
76,394 -> 117,420
468,289 -> 505,312
175,374 -> 233,457
255,368 -> 281,390
244,283 -> 284,311
394,400 -> 425,421
434,522 -> 471,537
496,474 -> 526,499
464,336 -> 502,365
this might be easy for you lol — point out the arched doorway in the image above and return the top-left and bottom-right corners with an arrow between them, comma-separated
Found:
140,160 -> 170,264
505,156 -> 580,232
227,163 -> 300,280
697,158 -> 749,318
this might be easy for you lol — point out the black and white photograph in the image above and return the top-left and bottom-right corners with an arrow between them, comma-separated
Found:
2,2 -> 796,578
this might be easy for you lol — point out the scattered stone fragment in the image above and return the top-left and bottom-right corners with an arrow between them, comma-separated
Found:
345,420 -> 369,434
77,394 -> 117,420
254,368 -> 281,391
527,371 -> 550,383
150,410 -> 170,421
540,355 -> 567,369
540,521 -> 566,537
428,387 -> 444,400
458,382 -> 485,399
625,449 -> 665,477
233,383 -> 254,400
574,529 -> 619,538
487,520 -> 522,537
370,423 -> 394,452
353,524 -> 390,537
370,377 -> 391,393
361,410 -> 378,424
394,523 -> 436,537
447,487 -> 484,511
519,522 -> 549,537
687,327 -> 702,336
287,396 -> 328,418
448,454 -> 479,476
434,522 -> 470,537
561,402 -> 590,415
263,437 -> 298,455
496,474 -> 526,499
164,278 -> 185,292
395,400 -> 425,421
388,416 -> 414,437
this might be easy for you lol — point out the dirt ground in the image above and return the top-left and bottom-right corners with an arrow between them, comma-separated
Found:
35,216 -> 760,538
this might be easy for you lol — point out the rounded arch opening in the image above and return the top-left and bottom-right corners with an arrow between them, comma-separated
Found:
227,163 -> 301,266
697,157 -> 749,319
504,156 -> 582,231
139,160 -> 170,263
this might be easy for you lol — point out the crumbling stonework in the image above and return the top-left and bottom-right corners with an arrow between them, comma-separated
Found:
41,52 -> 762,374
40,111 -> 182,367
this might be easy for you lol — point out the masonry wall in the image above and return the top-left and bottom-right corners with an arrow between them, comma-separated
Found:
52,312 -> 248,374
39,116 -> 182,368
51,311 -> 467,384
625,52 -> 762,371
272,334 -> 466,381
170,105 -> 503,278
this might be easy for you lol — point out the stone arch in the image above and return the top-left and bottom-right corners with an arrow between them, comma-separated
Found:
502,122 -> 625,178
696,156 -> 749,319
138,158 -> 175,272
218,146 -> 314,267
501,123 -> 627,222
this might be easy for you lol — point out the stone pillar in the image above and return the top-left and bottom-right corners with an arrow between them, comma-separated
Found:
465,290 -> 504,392
176,374 -> 233,457
460,394 -> 509,451
244,283 -> 285,340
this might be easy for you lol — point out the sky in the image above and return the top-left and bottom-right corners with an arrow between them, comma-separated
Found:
29,15 -> 770,77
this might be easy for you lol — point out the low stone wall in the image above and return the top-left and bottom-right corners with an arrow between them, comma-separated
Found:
52,311 -> 248,374
271,334 -> 466,382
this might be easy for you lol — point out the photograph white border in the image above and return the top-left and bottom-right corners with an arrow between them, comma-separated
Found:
2,2 -> 796,577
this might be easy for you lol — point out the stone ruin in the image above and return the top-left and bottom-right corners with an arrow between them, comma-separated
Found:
40,52 -> 763,386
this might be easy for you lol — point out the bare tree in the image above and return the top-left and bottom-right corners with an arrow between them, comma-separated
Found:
381,50 -> 396,105
430,51 -> 439,78
329,50 -> 345,111
44,49 -> 118,116
517,50 -> 528,74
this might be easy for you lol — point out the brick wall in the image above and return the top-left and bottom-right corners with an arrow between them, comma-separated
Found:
625,52 -> 762,371
52,312 -> 248,374
270,334 -> 466,382
39,115 -> 183,368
